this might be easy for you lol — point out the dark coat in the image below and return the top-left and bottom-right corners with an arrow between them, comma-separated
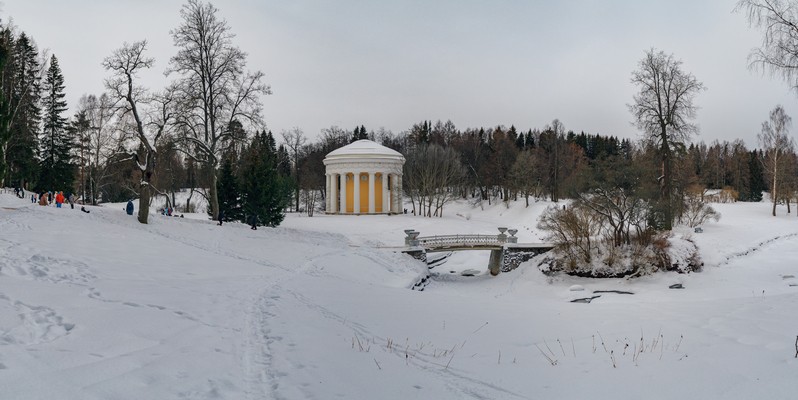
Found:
126,201 -> 134,215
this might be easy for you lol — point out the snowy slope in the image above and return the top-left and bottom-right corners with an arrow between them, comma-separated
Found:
1,193 -> 797,399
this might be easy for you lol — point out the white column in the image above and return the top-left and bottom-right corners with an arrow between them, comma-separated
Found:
330,173 -> 338,214
325,174 -> 330,212
395,174 -> 402,213
382,172 -> 389,214
368,172 -> 375,214
339,173 -> 346,214
353,172 -> 361,214
390,174 -> 397,213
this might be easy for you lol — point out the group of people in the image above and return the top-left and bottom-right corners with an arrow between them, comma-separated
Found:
33,190 -> 90,213
13,187 -> 25,199
34,191 -> 74,209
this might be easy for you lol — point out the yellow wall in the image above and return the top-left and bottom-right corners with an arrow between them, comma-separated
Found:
345,173 -> 354,213
343,172 -> 392,214
359,174 -> 368,213
375,174 -> 383,213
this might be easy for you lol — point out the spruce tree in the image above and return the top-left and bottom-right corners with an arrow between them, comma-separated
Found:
744,150 -> 766,202
0,25 -> 10,185
239,131 -> 292,227
216,156 -> 243,222
38,55 -> 73,192
7,33 -> 42,188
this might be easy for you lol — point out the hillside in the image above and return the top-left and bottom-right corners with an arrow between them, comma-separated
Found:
1,192 -> 797,399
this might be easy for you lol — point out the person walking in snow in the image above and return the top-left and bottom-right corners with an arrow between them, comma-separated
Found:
67,193 -> 75,209
126,200 -> 134,215
248,214 -> 258,230
217,210 -> 224,226
38,193 -> 48,206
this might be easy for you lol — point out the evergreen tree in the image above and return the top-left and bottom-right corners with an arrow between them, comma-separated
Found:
350,125 -> 368,142
0,24 -> 11,185
239,130 -> 292,227
38,55 -> 73,191
743,150 -> 766,202
514,128 -> 525,149
216,156 -> 243,222
6,32 -> 41,188
525,129 -> 536,149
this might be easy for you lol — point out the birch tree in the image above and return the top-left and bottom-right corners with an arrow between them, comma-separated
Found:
77,93 -> 125,204
168,0 -> 270,220
737,0 -> 798,90
759,105 -> 794,216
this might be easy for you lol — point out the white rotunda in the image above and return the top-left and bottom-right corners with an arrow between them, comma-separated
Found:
323,139 -> 404,215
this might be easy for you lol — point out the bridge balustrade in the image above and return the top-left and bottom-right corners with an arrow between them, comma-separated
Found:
416,234 -> 505,249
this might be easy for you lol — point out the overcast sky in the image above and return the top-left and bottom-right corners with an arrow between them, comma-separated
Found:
3,0 -> 798,147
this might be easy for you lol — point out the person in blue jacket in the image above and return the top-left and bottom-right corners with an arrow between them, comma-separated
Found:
126,200 -> 134,215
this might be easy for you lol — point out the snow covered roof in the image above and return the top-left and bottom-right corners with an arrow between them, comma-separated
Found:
324,139 -> 404,161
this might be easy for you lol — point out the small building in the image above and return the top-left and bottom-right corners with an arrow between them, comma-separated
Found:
323,139 -> 404,214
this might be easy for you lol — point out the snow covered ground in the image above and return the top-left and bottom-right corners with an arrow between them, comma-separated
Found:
1,192 -> 797,399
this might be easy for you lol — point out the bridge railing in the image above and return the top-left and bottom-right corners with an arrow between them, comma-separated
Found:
417,234 -> 505,248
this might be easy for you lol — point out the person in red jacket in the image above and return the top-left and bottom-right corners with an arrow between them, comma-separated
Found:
55,191 -> 65,208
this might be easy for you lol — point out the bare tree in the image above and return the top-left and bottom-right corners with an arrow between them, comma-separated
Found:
281,127 -> 307,212
736,0 -> 798,90
168,0 -> 270,221
538,204 -> 602,268
76,93 -> 127,204
403,143 -> 463,217
509,150 -> 540,207
629,49 -> 705,230
759,105 -> 795,216
103,41 -> 172,224
578,188 -> 649,247
681,190 -> 721,227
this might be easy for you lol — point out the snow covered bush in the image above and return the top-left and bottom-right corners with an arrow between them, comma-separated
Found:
680,193 -> 721,228
537,195 -> 702,278
537,204 -> 601,268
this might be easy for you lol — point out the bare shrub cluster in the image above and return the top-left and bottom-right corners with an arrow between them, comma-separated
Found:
538,188 -> 706,277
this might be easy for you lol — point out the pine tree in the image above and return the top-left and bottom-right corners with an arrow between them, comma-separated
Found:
239,131 -> 292,227
38,55 -> 73,192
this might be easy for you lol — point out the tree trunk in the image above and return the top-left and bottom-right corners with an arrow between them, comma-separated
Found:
661,128 -> 673,230
208,171 -> 219,220
138,181 -> 151,224
137,155 -> 156,224
295,186 -> 300,213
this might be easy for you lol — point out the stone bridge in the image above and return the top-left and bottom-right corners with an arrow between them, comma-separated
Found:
403,228 -> 554,275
